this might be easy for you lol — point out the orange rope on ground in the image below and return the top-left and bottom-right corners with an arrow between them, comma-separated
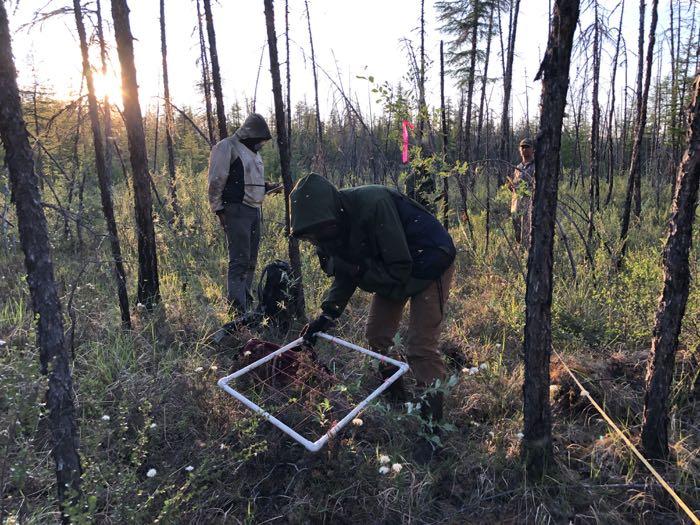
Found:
552,349 -> 700,525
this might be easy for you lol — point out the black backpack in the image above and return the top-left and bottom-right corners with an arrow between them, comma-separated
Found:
390,192 -> 456,280
254,259 -> 299,331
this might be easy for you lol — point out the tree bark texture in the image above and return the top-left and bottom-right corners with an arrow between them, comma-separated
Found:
73,0 -> 131,329
160,0 -> 182,224
641,74 -> 700,461
522,0 -> 580,479
203,0 -> 228,141
264,0 -> 307,320
0,3 -> 82,516
111,0 -> 161,308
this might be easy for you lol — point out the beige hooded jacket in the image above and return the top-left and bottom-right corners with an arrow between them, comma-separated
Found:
207,113 -> 272,212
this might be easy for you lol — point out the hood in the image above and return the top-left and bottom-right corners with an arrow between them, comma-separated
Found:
234,113 -> 272,141
289,173 -> 343,237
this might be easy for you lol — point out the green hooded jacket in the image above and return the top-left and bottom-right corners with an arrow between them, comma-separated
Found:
290,174 -> 436,317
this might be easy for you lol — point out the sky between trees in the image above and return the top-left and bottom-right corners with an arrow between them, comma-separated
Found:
9,0 -> 685,125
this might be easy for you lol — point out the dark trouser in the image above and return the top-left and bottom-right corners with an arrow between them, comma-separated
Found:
365,264 -> 455,386
224,202 -> 261,312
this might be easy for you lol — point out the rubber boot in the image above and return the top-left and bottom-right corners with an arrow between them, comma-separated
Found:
414,391 -> 444,464
379,363 -> 408,404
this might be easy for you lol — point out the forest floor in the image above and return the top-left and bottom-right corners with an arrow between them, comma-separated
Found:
0,173 -> 698,524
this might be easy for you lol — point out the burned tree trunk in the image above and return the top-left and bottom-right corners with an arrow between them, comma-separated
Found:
73,0 -> 131,329
498,0 -> 521,185
619,0 -> 658,263
264,0 -> 307,320
475,6 -> 494,158
641,74 -> 700,461
588,0 -> 601,228
111,0 -> 160,308
417,0 -> 427,141
604,0 -> 624,206
462,10 -> 478,167
522,0 -> 580,478
285,0 -> 292,155
0,3 -> 82,518
304,0 -> 324,167
160,0 -> 182,223
440,40 -> 449,229
196,0 -> 215,146
96,0 -> 116,185
203,0 -> 228,141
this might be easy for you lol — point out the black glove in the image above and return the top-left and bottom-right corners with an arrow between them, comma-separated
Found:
300,313 -> 335,345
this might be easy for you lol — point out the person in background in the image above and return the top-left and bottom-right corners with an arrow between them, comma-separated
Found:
289,173 -> 456,461
508,137 -> 535,245
207,113 -> 281,314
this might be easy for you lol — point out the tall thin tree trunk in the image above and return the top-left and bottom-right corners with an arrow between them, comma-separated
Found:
476,7 -> 494,158
304,0 -> 324,169
588,0 -> 601,242
285,0 -> 292,158
522,0 -> 580,478
160,0 -> 181,223
620,57 -> 630,169
417,0 -> 426,141
440,40 -> 449,229
0,4 -> 82,519
264,0 -> 307,320
70,102 -> 83,242
196,0 -> 215,146
152,96 -> 160,173
619,0 -> 658,263
633,0 -> 647,217
604,0 -> 624,206
668,0 -> 678,169
76,164 -> 86,249
456,89 -> 465,161
498,0 -> 521,185
641,75 -> 700,461
96,0 -> 116,183
463,11 -> 478,164
203,0 -> 227,141
111,0 -> 160,308
485,110 -> 492,253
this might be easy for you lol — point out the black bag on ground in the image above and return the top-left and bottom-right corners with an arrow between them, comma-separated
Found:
254,259 -> 299,331
213,260 -> 299,343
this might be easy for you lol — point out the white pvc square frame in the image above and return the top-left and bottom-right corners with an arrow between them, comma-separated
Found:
217,333 -> 409,452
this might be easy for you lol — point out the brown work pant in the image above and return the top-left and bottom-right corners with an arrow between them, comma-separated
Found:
365,264 -> 455,386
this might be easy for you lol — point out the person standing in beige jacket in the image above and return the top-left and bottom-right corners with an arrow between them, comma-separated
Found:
207,113 -> 281,313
